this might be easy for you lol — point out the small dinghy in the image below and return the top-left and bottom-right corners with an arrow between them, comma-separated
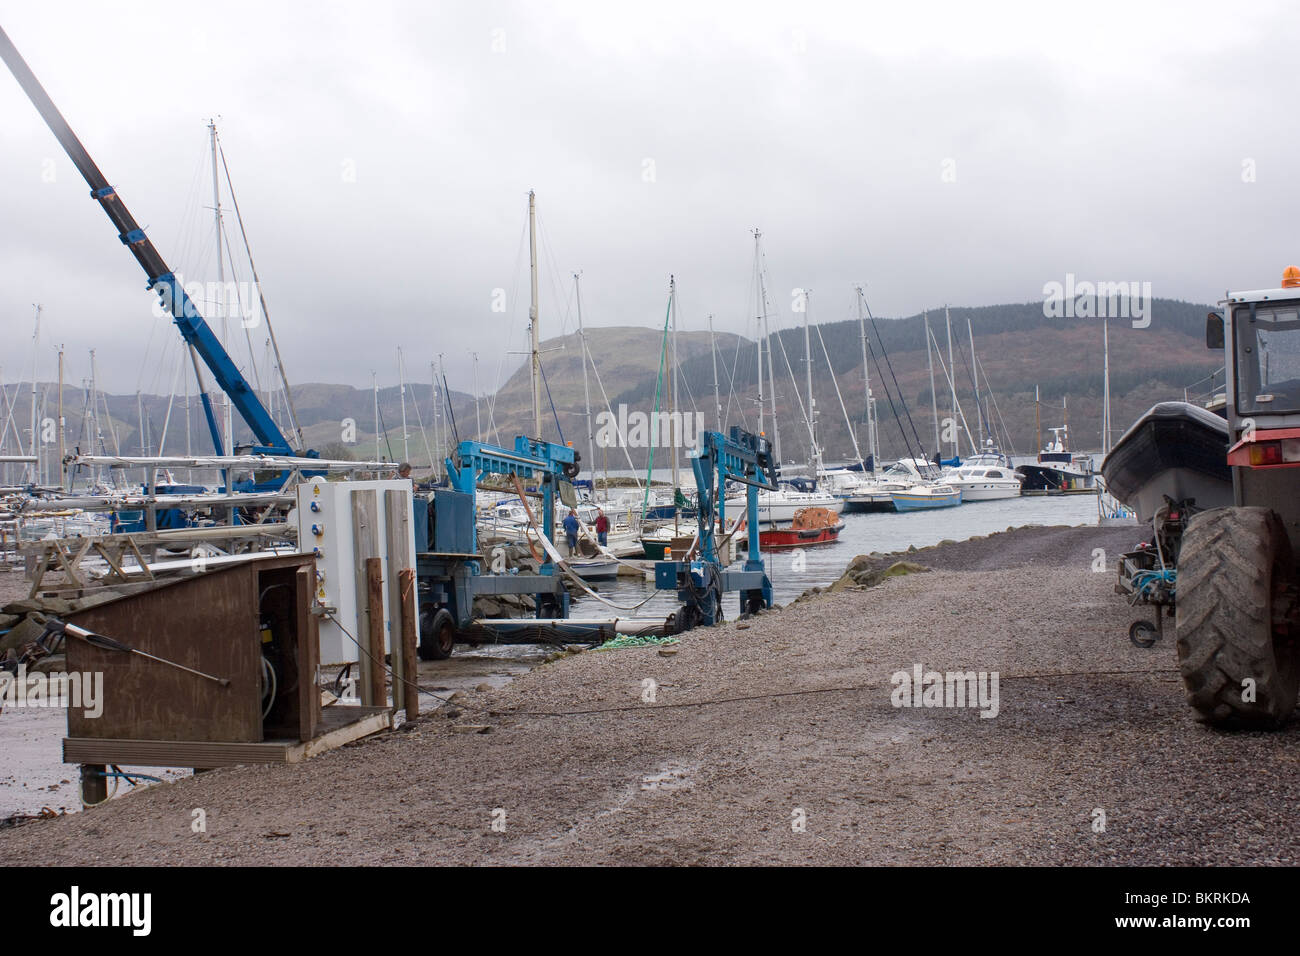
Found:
567,558 -> 620,580
1100,401 -> 1233,522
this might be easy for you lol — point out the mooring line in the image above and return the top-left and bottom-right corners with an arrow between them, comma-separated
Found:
497,667 -> 1182,719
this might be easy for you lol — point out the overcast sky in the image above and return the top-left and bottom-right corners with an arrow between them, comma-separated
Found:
1,1 -> 1295,398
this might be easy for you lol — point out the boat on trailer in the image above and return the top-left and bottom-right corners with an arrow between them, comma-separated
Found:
1100,401 -> 1233,523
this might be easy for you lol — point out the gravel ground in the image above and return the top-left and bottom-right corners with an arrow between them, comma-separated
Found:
3,524 -> 1297,866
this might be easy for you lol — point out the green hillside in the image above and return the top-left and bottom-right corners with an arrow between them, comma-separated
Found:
4,300 -> 1221,477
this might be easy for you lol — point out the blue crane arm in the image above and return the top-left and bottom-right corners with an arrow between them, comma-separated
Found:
0,26 -> 294,456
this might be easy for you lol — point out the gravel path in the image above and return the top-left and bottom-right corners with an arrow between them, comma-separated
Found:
3,524 -> 1296,866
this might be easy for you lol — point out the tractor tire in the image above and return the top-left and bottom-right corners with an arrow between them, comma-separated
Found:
1175,507 -> 1299,728
418,608 -> 457,661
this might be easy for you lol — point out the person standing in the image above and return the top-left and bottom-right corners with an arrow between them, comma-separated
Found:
594,508 -> 609,547
563,508 -> 579,556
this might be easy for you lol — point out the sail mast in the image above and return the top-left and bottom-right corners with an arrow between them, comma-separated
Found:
1102,320 -> 1111,455
855,286 -> 873,469
945,306 -> 956,459
803,291 -> 818,472
756,236 -> 780,462
29,304 -> 40,483
669,276 -> 679,534
753,231 -> 765,441
209,120 -> 233,455
1035,384 -> 1041,454
575,272 -> 596,487
471,351 -> 481,441
57,344 -> 64,491
709,314 -> 722,432
528,190 -> 542,438
967,312 -> 981,450
926,311 -> 939,457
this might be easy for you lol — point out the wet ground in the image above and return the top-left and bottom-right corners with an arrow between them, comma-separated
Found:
0,638 -> 555,820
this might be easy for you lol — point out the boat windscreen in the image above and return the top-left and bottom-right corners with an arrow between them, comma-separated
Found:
1237,304 -> 1300,416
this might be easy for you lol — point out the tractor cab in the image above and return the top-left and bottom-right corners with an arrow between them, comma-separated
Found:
1173,267 -> 1300,728
1209,268 -> 1300,551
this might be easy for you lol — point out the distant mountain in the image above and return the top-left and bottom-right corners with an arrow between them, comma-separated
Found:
677,298 -> 1221,465
2,299 -> 1221,479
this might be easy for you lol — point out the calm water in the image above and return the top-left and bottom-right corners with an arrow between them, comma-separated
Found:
569,493 -> 1101,622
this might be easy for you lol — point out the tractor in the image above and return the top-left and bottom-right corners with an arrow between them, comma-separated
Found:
1177,268 -> 1300,727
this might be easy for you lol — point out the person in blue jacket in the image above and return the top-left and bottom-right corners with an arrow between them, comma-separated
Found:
563,509 -> 580,556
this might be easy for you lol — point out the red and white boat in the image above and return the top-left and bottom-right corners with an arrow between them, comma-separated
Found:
758,507 -> 844,551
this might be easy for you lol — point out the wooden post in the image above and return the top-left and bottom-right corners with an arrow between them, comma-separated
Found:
80,764 -> 107,807
384,490 -> 412,715
365,557 -> 385,707
400,568 -> 419,718
351,489 -> 378,704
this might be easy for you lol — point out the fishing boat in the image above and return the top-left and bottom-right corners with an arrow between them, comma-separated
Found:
1016,426 -> 1097,493
758,507 -> 844,550
1100,401 -> 1232,523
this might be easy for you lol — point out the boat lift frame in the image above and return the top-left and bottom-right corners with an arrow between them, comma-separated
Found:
655,427 -> 778,630
419,437 -> 579,636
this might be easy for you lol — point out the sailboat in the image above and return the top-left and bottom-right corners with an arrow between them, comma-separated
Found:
756,291 -> 844,548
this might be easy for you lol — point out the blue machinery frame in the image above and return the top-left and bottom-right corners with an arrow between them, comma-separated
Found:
654,427 -> 778,629
419,437 -> 579,630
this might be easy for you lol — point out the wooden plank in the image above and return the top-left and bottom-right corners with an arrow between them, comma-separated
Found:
399,568 -> 419,718
53,544 -> 85,588
351,489 -> 378,703
63,706 -> 390,767
290,709 -> 391,762
94,541 -> 128,582
125,538 -> 155,580
384,490 -> 412,713
366,557 -> 386,707
294,566 -> 322,740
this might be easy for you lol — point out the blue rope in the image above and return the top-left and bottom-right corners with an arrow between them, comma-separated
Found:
1132,568 -> 1176,598
96,770 -> 165,784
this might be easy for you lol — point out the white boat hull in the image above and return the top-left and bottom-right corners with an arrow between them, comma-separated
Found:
945,481 -> 1021,501
725,493 -> 844,525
